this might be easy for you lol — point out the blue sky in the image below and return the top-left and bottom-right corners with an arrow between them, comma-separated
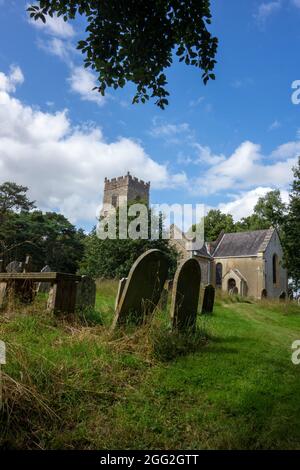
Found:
0,0 -> 300,230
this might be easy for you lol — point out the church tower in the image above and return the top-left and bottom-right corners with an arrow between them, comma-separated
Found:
101,172 -> 150,216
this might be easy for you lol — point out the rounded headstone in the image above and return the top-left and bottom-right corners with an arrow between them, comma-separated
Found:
112,249 -> 169,328
170,258 -> 201,331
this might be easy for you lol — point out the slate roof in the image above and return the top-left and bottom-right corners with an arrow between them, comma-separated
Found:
213,228 -> 274,258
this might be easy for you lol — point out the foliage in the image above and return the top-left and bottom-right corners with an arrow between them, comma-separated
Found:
28,0 -> 218,109
236,190 -> 286,233
0,210 -> 85,273
80,204 -> 178,278
203,209 -> 235,241
283,157 -> 300,292
0,181 -> 35,224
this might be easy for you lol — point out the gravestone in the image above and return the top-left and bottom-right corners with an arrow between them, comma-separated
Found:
158,279 -> 173,310
112,249 -> 169,328
37,265 -> 52,294
23,255 -> 32,273
170,258 -> 201,331
201,284 -> 215,314
279,291 -> 286,302
0,282 -> 7,310
75,276 -> 96,311
6,261 -> 22,273
115,278 -> 127,310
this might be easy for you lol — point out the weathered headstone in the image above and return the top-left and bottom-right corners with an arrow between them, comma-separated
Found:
170,258 -> 201,331
201,284 -> 215,314
6,261 -> 22,273
0,282 -> 7,310
115,278 -> 127,310
279,291 -> 286,302
23,255 -> 32,273
75,276 -> 96,311
47,279 -> 77,314
112,249 -> 169,328
158,280 -> 173,310
37,265 -> 52,293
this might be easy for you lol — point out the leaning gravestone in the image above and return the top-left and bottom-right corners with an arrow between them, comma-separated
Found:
201,284 -> 215,314
75,276 -> 96,312
37,265 -> 52,294
112,249 -> 169,328
170,258 -> 201,331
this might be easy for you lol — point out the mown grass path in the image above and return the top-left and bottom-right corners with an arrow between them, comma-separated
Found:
1,284 -> 300,449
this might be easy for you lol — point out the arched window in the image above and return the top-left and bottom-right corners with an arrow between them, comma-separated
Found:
272,254 -> 278,285
216,263 -> 222,288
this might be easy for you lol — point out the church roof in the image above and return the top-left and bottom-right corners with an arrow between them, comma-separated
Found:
213,228 -> 274,258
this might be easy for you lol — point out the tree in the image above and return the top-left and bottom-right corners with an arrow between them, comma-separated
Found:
0,182 -> 35,224
80,204 -> 177,278
0,210 -> 85,273
235,190 -> 286,233
283,157 -> 300,292
203,209 -> 235,241
28,1 -> 218,109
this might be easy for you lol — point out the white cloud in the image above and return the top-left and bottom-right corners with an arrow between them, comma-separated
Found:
149,120 -> 191,138
38,37 -> 74,64
0,67 -> 185,225
0,65 -> 24,93
192,140 -> 296,196
68,66 -> 106,106
218,187 -> 289,221
29,13 -> 75,38
271,141 -> 300,159
193,143 -> 226,165
254,1 -> 281,24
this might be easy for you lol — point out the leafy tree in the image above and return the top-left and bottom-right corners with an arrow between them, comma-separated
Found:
28,1 -> 218,109
283,158 -> 300,292
80,204 -> 177,278
0,210 -> 85,273
0,182 -> 35,224
204,209 -> 235,241
235,190 -> 286,233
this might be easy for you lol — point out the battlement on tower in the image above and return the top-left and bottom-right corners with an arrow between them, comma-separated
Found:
101,172 -> 150,215
104,172 -> 150,190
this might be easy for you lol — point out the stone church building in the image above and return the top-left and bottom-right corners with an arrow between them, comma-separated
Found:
101,173 -> 288,299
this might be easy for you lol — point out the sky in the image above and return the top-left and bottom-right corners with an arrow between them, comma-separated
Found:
0,0 -> 300,231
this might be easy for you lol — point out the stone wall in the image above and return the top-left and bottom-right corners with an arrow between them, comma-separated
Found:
263,230 -> 288,298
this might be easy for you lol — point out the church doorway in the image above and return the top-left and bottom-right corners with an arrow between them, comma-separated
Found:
228,278 -> 237,293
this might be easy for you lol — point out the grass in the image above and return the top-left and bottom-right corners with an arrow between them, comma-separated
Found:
1,282 -> 300,449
